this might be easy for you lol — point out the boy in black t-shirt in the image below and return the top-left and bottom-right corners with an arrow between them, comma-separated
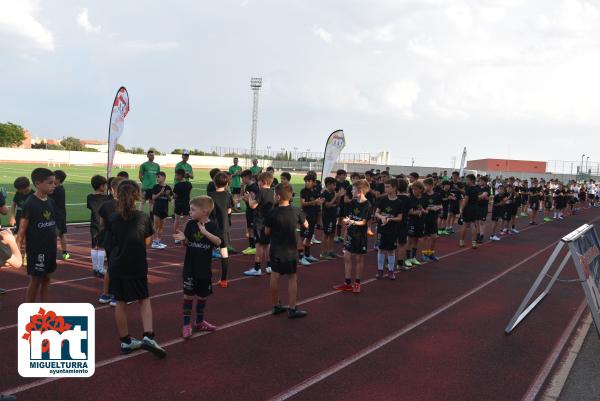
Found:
151,171 -> 172,249
321,177 -> 341,259
17,168 -> 57,303
334,169 -> 352,242
476,176 -> 491,243
459,174 -> 480,249
173,196 -> 222,338
206,168 -> 220,194
50,170 -> 69,260
334,179 -> 371,294
208,172 -> 234,287
10,177 -> 33,234
300,175 -> 324,265
422,178 -> 443,262
406,180 -> 426,267
489,184 -> 507,241
173,169 -> 193,243
98,176 -> 124,306
374,179 -> 403,279
438,181 -> 452,236
395,178 -> 411,270
446,171 -> 463,233
241,169 -> 259,255
244,172 -> 275,276
86,175 -> 109,277
528,178 -> 541,225
265,182 -> 309,318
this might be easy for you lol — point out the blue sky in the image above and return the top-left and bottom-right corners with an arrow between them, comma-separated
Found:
1,0 -> 599,166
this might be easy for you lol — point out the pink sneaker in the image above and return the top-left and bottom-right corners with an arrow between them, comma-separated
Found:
182,324 -> 193,339
196,320 -> 217,332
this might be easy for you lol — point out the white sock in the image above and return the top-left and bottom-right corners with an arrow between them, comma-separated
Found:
97,250 -> 106,272
90,249 -> 98,271
387,255 -> 396,271
377,252 -> 385,270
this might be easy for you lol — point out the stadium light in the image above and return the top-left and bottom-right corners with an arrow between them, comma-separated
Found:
249,77 -> 262,158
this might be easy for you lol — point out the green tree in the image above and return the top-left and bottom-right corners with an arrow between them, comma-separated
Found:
116,143 -> 127,152
128,147 -> 145,154
172,149 -> 184,154
60,136 -> 83,151
147,147 -> 161,155
0,122 -> 26,147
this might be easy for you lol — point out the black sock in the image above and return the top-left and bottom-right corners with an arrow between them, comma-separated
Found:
143,331 -> 154,339
412,248 -> 417,258
249,237 -> 256,248
120,335 -> 131,344
345,278 -> 351,285
512,225 -> 515,229
62,250 -> 68,254
304,246 -> 311,257
397,259 -> 404,267
406,250 -> 411,260
299,250 -> 304,258
220,258 -> 229,281
254,261 -> 261,271
336,224 -> 342,236
196,299 -> 206,324
267,260 -> 271,268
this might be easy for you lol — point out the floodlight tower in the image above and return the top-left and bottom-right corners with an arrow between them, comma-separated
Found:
250,77 -> 262,158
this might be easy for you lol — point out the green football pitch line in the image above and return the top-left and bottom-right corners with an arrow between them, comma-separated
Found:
0,163 -> 307,225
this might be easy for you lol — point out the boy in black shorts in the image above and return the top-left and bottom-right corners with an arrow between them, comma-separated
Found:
422,178 -> 443,262
459,174 -> 481,249
9,177 -> 33,267
241,169 -> 259,255
208,172 -> 234,287
334,169 -> 351,243
374,178 -> 403,279
528,178 -> 541,225
446,172 -> 463,233
173,196 -> 221,338
207,168 -> 220,194
265,182 -> 309,318
87,175 -> 109,277
489,184 -> 507,241
50,170 -> 69,260
405,180 -> 426,267
334,179 -> 371,293
438,180 -> 452,236
503,184 -> 519,233
173,168 -> 193,243
17,168 -> 57,302
395,178 -> 411,270
244,172 -> 275,276
151,171 -> 172,249
476,176 -> 491,243
300,175 -> 324,265
320,177 -> 341,259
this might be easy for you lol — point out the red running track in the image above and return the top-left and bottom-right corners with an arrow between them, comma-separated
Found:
0,211 -> 597,401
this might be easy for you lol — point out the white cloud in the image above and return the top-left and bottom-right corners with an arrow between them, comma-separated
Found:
0,0 -> 54,51
312,26 -> 332,44
121,40 -> 181,52
383,80 -> 420,118
77,8 -> 101,33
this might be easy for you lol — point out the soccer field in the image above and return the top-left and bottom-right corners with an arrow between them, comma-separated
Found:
0,163 -> 306,224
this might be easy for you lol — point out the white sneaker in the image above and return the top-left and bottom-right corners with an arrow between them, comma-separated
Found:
243,268 -> 262,276
158,242 -> 167,249
558,215 -> 564,220
490,235 -> 501,241
306,255 -> 319,263
311,237 -> 322,244
174,239 -> 181,245
151,241 -> 161,249
266,266 -> 272,274
511,228 -> 520,234
299,257 -> 311,266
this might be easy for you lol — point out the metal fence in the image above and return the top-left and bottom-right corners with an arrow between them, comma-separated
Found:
210,146 -> 379,164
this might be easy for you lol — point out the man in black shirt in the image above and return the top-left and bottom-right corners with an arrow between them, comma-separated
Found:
241,170 -> 259,255
173,169 -> 193,243
50,170 -> 69,260
459,174 -> 480,249
244,172 -> 275,276
173,196 -> 222,338
300,175 -> 324,265
265,182 -> 309,318
17,168 -> 57,303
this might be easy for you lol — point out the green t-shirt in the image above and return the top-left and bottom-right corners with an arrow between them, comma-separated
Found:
139,161 -> 160,190
249,165 -> 262,176
175,161 -> 193,182
229,165 -> 242,188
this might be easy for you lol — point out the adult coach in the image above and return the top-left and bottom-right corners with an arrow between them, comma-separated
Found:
250,158 -> 262,176
174,150 -> 194,181
139,150 -> 160,213
229,157 -> 243,211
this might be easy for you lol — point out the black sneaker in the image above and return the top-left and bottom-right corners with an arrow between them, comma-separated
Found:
0,395 -> 17,401
272,304 -> 288,315
0,288 -> 6,295
287,308 -> 307,319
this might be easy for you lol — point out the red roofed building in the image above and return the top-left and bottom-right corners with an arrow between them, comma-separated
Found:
467,159 -> 547,173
